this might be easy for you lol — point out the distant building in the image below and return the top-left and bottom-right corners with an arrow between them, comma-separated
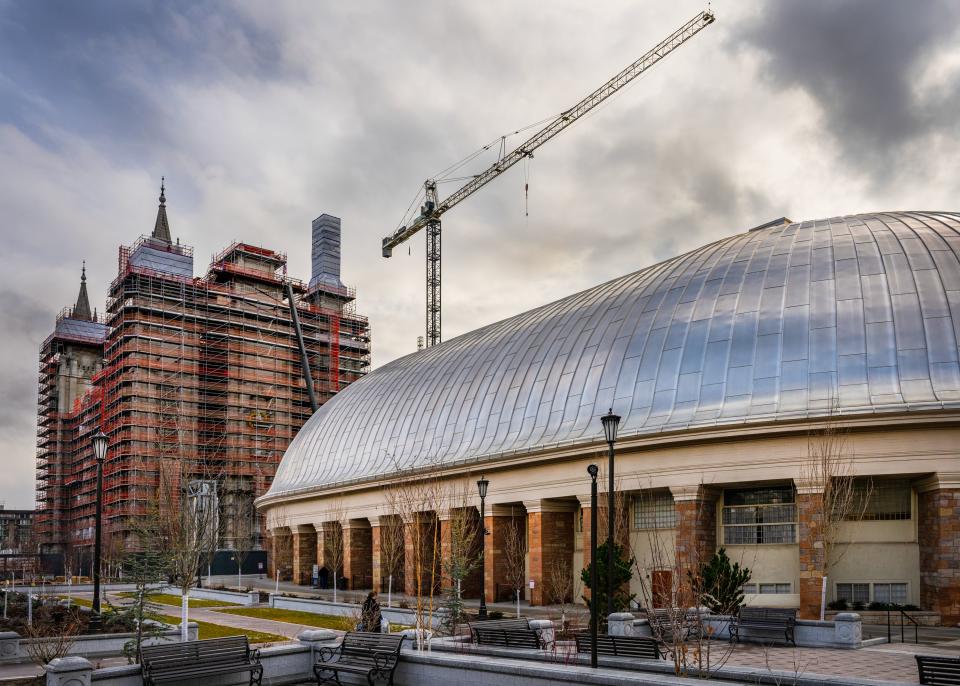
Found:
0,506 -> 36,576
35,183 -> 371,575
258,211 -> 960,625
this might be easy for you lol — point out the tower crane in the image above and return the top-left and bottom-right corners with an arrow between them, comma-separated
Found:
383,10 -> 715,348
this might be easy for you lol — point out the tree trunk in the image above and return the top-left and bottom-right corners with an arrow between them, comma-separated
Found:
181,593 -> 189,642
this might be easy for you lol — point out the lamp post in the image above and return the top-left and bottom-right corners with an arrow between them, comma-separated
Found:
587,464 -> 599,668
600,409 -> 621,620
90,430 -> 108,631
476,476 -> 489,620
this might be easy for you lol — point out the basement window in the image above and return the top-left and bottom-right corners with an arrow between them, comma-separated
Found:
722,486 -> 796,545
634,491 -> 676,530
759,583 -> 792,594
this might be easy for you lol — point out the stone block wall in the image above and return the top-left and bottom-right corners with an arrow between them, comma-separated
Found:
292,526 -> 317,586
343,523 -> 372,590
527,509 -> 574,606
484,512 -> 523,603
919,487 -> 960,625
796,488 -> 826,620
404,514 -> 439,597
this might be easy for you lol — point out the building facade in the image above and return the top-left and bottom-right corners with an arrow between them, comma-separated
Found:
0,507 -> 36,576
35,185 -> 371,574
257,211 -> 960,624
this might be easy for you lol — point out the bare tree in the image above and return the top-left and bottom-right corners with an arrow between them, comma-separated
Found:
321,500 -> 346,604
502,512 -> 527,618
801,397 -> 871,619
383,459 -> 446,649
225,486 -> 258,591
377,514 -> 404,608
545,554 -> 579,635
154,461 -> 217,641
440,480 -> 481,635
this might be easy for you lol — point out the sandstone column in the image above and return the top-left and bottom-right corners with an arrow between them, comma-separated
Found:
524,500 -> 576,606
272,526 -> 293,582
670,485 -> 718,605
917,473 -> 960,625
484,505 -> 524,604
404,512 -> 439,597
342,519 -> 373,590
794,480 -> 826,620
291,524 -> 317,586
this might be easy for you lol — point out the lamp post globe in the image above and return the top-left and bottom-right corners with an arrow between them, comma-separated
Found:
476,476 -> 490,619
90,430 -> 108,631
599,409 -> 620,620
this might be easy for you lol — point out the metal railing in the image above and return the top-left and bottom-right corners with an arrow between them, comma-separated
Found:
886,604 -> 919,644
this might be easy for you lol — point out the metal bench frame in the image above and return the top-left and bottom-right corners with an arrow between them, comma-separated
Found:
472,626 -> 544,649
313,632 -> 405,686
916,655 -> 960,686
730,607 -> 797,646
574,633 -> 662,659
140,635 -> 263,686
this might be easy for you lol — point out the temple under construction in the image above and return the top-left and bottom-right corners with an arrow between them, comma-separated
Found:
35,184 -> 370,575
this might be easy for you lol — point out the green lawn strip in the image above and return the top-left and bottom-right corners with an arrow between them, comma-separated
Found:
118,592 -> 239,608
59,596 -> 93,607
150,613 -> 285,644
216,607 -> 354,632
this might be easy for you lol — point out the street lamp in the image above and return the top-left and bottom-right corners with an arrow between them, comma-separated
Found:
600,409 -> 620,620
476,476 -> 490,620
587,464 -> 599,668
90,429 -> 108,631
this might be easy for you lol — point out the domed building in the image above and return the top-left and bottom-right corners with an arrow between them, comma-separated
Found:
257,211 -> 960,623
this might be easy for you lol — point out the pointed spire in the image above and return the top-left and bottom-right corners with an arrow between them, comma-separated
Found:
152,177 -> 172,243
73,261 -> 92,321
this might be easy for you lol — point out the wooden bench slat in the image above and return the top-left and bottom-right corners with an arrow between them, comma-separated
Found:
141,636 -> 262,686
916,655 -> 960,686
313,632 -> 405,686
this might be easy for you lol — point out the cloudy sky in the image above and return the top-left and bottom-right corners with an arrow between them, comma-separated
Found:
2,0 -> 960,509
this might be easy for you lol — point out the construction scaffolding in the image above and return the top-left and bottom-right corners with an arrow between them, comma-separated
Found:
35,232 -> 370,569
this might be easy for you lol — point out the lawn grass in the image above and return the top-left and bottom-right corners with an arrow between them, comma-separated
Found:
216,607 -> 354,632
61,596 -> 92,607
119,592 -> 239,608
150,613 -> 285,644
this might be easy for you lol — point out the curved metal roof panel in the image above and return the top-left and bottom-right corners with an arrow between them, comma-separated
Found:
267,211 -> 960,500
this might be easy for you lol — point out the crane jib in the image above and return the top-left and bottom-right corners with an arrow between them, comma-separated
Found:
381,10 -> 714,254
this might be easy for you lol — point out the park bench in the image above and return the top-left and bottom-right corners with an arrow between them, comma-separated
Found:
574,633 -> 662,659
472,621 -> 544,649
313,632 -> 405,686
730,607 -> 796,646
642,607 -> 702,642
140,635 -> 263,686
916,655 -> 960,685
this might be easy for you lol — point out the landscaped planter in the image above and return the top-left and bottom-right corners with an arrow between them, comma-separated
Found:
269,594 -> 448,629
161,585 -> 260,606
0,622 -> 198,664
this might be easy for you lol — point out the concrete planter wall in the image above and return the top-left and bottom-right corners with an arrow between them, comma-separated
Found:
608,612 -> 864,649
8,583 -> 138,596
161,585 -> 260,606
47,630 -> 338,686
0,623 -> 198,664
270,594 -> 448,630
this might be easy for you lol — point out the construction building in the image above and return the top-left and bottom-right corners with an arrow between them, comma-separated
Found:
35,184 -> 370,575
0,506 -> 36,576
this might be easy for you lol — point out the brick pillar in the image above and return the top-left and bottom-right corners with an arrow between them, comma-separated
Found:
525,500 -> 575,606
371,523 -> 382,592
918,475 -> 960,625
291,524 -> 317,586
404,513 -> 439,597
671,485 -> 717,606
272,527 -> 293,582
319,521 -> 343,584
343,520 -> 373,590
795,482 -> 826,620
484,506 -> 524,604
578,496 -> 594,601
265,530 -> 275,579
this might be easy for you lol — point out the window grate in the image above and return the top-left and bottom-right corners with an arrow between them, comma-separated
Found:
722,486 -> 796,544
634,491 -> 676,529
848,479 -> 911,521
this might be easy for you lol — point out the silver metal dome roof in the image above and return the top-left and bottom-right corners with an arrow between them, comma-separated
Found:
267,211 -> 960,500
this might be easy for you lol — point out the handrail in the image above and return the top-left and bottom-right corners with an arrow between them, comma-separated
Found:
886,604 -> 919,644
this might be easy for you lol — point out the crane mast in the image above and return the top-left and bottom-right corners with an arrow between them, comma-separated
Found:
384,10 -> 715,348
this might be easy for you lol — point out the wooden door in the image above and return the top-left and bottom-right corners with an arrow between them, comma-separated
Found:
651,570 -> 672,608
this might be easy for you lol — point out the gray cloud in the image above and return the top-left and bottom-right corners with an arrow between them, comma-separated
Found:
738,0 -> 960,178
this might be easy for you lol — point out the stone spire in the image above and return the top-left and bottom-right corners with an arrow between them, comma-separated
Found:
73,262 -> 92,321
152,177 -> 171,243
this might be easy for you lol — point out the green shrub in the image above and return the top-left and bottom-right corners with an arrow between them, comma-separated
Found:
691,548 -> 751,615
827,599 -> 848,611
581,541 -> 636,621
